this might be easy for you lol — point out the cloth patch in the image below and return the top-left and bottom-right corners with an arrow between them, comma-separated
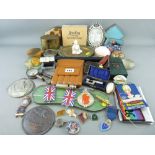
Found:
43,85 -> 56,102
62,89 -> 76,107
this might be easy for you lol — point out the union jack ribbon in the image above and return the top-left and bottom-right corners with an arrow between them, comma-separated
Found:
44,85 -> 56,102
62,89 -> 76,107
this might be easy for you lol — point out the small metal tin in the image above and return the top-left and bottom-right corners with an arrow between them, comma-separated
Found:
41,35 -> 60,51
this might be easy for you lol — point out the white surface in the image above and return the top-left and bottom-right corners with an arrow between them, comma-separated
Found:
0,20 -> 155,135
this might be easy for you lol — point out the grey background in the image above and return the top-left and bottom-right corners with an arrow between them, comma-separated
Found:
0,19 -> 155,135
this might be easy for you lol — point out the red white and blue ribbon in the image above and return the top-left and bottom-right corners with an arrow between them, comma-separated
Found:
62,89 -> 76,107
44,85 -> 56,102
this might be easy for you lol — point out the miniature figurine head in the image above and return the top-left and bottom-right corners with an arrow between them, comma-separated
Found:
74,40 -> 78,45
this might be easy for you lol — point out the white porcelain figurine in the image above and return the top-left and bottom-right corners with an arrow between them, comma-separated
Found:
72,40 -> 82,55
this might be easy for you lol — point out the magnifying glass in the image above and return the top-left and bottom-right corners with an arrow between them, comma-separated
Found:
26,68 -> 45,81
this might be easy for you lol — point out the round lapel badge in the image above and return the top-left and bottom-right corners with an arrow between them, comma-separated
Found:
66,121 -> 80,135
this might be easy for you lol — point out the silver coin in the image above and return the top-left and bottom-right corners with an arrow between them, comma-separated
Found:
8,78 -> 35,98
22,106 -> 55,135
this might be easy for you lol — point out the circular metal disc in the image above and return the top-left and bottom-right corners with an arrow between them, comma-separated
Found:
22,106 -> 55,135
8,78 -> 35,98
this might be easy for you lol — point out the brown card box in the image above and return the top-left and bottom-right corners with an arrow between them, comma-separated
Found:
51,59 -> 84,86
62,25 -> 87,46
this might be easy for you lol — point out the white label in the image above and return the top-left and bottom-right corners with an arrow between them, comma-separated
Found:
40,56 -> 55,62
65,68 -> 74,73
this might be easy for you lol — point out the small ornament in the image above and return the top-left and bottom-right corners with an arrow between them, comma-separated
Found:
100,119 -> 112,132
95,95 -> 110,107
95,46 -> 111,57
31,57 -> 41,67
122,58 -> 135,70
113,75 -> 127,84
91,113 -> 98,121
25,59 -> 33,69
26,48 -> 43,57
62,89 -> 76,107
106,43 -> 122,52
55,119 -> 67,128
56,109 -> 66,117
107,106 -> 118,121
72,40 -> 82,55
77,89 -> 94,108
44,85 -> 56,102
15,96 -> 31,117
78,112 -> 88,123
106,82 -> 115,94
111,50 -> 125,59
66,121 -> 80,135
66,109 -> 77,118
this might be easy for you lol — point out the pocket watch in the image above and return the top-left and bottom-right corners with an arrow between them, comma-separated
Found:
26,68 -> 39,79
26,68 -> 45,81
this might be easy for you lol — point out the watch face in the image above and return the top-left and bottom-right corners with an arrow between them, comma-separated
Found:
88,24 -> 105,47
21,96 -> 31,106
27,68 -> 38,77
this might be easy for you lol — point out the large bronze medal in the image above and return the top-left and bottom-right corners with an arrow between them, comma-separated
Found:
22,106 -> 55,135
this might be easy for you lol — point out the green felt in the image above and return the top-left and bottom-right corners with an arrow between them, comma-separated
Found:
32,85 -> 109,112
110,57 -> 128,78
